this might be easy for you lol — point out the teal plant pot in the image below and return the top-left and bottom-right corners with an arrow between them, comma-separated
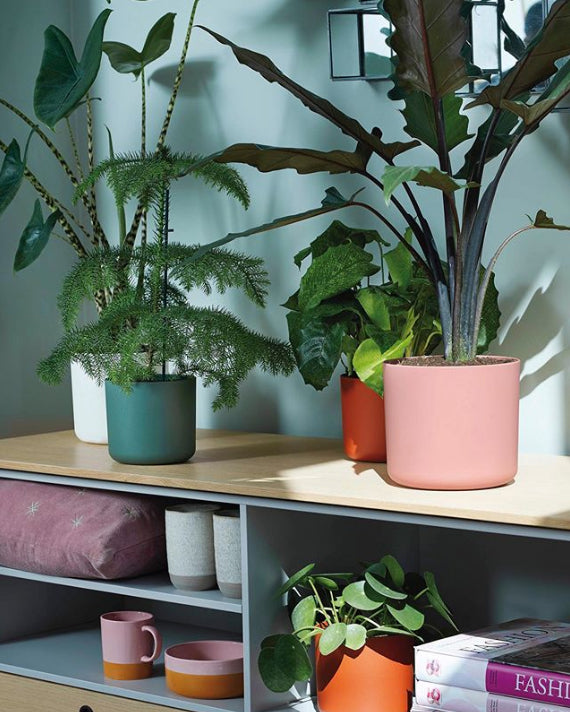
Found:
105,377 -> 196,465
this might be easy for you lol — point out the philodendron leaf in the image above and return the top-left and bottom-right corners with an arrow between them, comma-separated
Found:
353,333 -> 413,396
387,602 -> 425,631
345,624 -> 367,651
364,571 -> 408,600
532,209 -> 570,230
34,9 -> 112,128
215,143 -> 372,176
103,12 -> 175,78
469,0 -> 570,109
294,220 -> 387,268
286,312 -> 346,391
382,166 -> 471,204
357,287 -> 391,331
0,139 -> 26,216
319,623 -> 347,655
384,230 -> 413,289
200,26 -> 419,163
14,201 -> 61,271
298,242 -> 379,310
291,596 -> 317,636
258,642 -> 297,693
384,0 -> 468,97
343,580 -> 384,611
402,92 -> 471,153
277,563 -> 315,597
274,634 -> 312,682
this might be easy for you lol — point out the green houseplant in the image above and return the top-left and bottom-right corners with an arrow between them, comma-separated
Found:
38,148 -> 294,464
188,0 -> 570,488
0,0 -> 207,443
259,555 -> 456,712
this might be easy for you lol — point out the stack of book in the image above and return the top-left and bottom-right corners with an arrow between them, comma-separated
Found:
413,619 -> 570,712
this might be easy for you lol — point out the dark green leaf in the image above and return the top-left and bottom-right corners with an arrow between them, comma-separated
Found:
357,287 -> 391,331
34,9 -> 112,127
314,576 -> 339,591
258,644 -> 297,693
343,580 -> 385,611
200,26 -> 419,163
319,623 -> 347,655
294,220 -> 387,268
380,555 -> 405,588
287,311 -> 346,391
103,13 -> 175,78
0,139 -> 25,216
14,201 -> 61,271
345,624 -> 367,651
277,563 -> 315,596
425,571 -> 457,630
477,268 -> 500,355
384,231 -> 412,289
532,209 -> 570,230
384,0 -> 468,97
383,165 -> 470,204
387,602 -> 425,631
364,571 -> 408,600
469,0 -> 570,109
402,92 -> 471,152
298,243 -> 379,310
274,634 -> 313,681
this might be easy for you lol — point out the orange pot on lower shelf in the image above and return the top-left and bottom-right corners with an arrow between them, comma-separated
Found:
315,635 -> 414,712
340,375 -> 386,462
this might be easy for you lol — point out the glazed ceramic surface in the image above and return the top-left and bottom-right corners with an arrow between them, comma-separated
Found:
71,361 -> 107,444
384,357 -> 520,490
100,610 -> 162,680
213,509 -> 242,599
165,503 -> 219,591
340,375 -> 386,462
165,640 -> 244,699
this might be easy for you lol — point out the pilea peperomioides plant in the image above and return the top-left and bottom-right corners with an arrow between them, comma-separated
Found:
191,0 -> 570,363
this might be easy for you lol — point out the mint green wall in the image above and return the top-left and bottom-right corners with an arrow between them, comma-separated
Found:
11,0 -> 570,453
0,0 -> 75,436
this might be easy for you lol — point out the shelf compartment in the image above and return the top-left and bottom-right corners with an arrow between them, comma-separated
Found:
0,566 -> 242,613
0,619 -> 244,712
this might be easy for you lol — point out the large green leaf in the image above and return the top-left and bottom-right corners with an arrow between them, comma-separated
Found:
345,624 -> 367,651
200,26 -> 419,162
384,230 -> 413,289
287,312 -> 346,391
383,166 -> 469,204
34,9 -> 112,128
274,634 -> 312,681
469,0 -> 570,109
294,220 -> 386,268
319,623 -> 347,655
353,334 -> 413,395
364,571 -> 408,600
387,602 -> 425,631
384,0 -> 469,97
14,201 -> 61,271
0,139 -> 26,216
343,580 -> 384,611
215,143 -> 372,176
291,595 -> 317,636
402,92 -> 471,153
298,243 -> 379,310
356,287 -> 391,331
258,640 -> 297,693
103,13 -> 175,78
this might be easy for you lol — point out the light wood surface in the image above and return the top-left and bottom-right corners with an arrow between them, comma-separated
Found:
0,672 -> 172,711
0,429 -> 568,531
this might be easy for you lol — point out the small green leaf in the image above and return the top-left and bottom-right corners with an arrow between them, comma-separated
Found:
367,625 -> 416,637
274,634 -> 313,681
379,555 -> 405,588
356,287 -> 391,331
314,576 -> 339,590
0,139 -> 25,216
343,581 -> 384,611
387,602 -> 425,631
424,571 -> 457,630
319,623 -> 347,655
277,563 -> 315,597
14,201 -> 61,271
34,9 -> 112,127
345,624 -> 367,651
364,571 -> 408,600
291,596 -> 317,634
531,209 -> 570,230
382,165 -> 470,204
258,645 -> 296,693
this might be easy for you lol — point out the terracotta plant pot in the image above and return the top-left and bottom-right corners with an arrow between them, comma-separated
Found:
315,635 -> 414,712
384,356 -> 520,490
340,375 -> 386,462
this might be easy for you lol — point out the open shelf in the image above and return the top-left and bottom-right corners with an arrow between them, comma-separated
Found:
0,619 -> 244,712
0,566 -> 242,613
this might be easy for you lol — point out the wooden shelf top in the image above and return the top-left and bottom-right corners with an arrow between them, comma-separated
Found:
0,429 -> 568,531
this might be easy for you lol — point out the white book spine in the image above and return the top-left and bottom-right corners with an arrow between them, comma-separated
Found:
415,649 -> 489,691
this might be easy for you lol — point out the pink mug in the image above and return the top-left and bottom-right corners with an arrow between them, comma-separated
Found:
100,611 -> 162,680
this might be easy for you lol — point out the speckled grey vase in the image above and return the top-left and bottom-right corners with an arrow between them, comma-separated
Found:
165,503 -> 220,591
213,509 -> 242,599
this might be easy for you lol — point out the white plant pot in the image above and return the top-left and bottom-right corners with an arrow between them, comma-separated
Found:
165,503 -> 220,591
213,509 -> 242,599
70,361 -> 108,444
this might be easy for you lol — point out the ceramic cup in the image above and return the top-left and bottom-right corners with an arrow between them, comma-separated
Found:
165,503 -> 220,591
100,610 -> 162,680
213,509 -> 242,599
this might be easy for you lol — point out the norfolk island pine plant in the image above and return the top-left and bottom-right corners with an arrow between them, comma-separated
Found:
178,0 -> 570,489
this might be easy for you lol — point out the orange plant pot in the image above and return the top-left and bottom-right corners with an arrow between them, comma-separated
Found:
315,635 -> 414,712
340,375 -> 386,462
383,356 -> 520,490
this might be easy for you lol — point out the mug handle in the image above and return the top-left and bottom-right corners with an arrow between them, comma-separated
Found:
140,625 -> 162,663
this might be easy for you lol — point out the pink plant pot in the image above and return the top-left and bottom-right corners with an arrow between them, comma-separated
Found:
383,356 -> 520,490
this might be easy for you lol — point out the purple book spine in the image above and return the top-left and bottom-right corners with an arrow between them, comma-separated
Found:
486,663 -> 570,705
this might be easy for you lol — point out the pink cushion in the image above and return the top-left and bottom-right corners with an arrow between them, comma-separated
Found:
0,480 -> 166,579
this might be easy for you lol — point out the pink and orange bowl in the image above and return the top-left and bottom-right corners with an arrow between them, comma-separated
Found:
164,640 -> 244,699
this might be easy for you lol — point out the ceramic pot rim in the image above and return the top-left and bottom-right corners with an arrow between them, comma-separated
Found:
165,641 -> 244,675
384,355 -> 519,371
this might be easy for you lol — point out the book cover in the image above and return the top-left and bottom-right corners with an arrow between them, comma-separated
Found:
415,679 -> 570,712
415,619 -> 570,704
